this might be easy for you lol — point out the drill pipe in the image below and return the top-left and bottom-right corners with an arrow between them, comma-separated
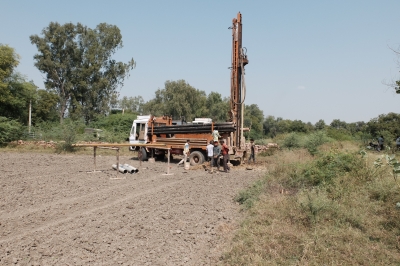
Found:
121,164 -> 139,174
112,164 -> 127,174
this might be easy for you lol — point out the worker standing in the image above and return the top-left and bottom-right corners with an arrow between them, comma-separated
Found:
206,140 -> 214,172
177,140 -> 190,166
377,135 -> 384,151
248,138 -> 256,164
212,129 -> 221,142
221,140 -> 230,173
213,140 -> 221,172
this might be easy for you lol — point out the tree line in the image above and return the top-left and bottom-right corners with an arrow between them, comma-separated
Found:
1,21 -> 400,143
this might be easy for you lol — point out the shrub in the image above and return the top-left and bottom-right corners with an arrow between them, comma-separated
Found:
90,113 -> 136,133
291,152 -> 361,186
254,138 -> 273,145
298,187 -> 334,225
55,120 -> 79,152
282,132 -> 302,150
235,179 -> 267,209
0,117 -> 24,143
326,127 -> 353,141
304,131 -> 330,155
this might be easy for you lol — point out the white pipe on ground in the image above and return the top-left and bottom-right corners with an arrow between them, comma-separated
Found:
122,164 -> 139,173
112,164 -> 127,173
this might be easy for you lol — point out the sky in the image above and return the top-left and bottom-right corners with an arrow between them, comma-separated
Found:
2,0 -> 400,124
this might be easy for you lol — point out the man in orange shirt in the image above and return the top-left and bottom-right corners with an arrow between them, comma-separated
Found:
221,140 -> 230,173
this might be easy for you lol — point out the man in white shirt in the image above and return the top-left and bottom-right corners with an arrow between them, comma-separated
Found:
206,140 -> 214,172
177,140 -> 190,166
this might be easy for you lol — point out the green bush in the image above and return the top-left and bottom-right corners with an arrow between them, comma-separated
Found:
55,120 -> 79,152
304,131 -> 330,155
326,128 -> 353,141
355,131 -> 373,145
254,138 -> 274,145
282,132 -> 302,150
235,179 -> 267,209
90,113 -> 136,133
289,152 -> 361,187
298,188 -> 334,225
0,117 -> 24,143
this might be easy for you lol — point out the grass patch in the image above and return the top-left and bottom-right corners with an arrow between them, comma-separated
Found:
221,142 -> 400,265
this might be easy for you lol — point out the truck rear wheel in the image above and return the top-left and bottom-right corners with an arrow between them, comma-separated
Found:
189,151 -> 205,166
138,147 -> 147,161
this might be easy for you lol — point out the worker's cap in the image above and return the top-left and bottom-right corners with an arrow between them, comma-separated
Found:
214,140 -> 219,143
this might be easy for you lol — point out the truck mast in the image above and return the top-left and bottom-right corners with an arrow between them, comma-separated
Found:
229,12 -> 249,156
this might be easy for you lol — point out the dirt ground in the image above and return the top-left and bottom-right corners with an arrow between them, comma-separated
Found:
0,152 -> 264,265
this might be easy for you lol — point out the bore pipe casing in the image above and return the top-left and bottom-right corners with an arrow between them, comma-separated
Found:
112,164 -> 127,173
122,164 -> 139,173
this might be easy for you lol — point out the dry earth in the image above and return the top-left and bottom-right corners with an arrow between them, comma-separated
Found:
0,152 -> 264,265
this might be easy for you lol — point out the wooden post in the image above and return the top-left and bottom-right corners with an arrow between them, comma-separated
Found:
117,147 -> 120,177
162,148 -> 173,176
139,149 -> 142,166
94,146 -> 97,172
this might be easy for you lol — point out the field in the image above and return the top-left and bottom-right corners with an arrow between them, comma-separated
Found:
0,151 -> 262,265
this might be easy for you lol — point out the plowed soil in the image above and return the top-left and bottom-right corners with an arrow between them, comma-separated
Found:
0,152 -> 263,265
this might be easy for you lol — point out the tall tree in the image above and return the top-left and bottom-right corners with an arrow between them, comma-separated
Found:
0,44 -> 19,80
32,89 -> 59,123
289,119 -> 309,133
315,119 -> 326,130
366,113 -> 400,137
244,104 -> 264,136
205,92 -> 229,122
0,44 -> 20,108
263,115 -> 278,137
386,46 -> 400,94
142,80 -> 207,121
30,22 -> 135,124
330,119 -> 347,129
0,73 -> 37,123
0,44 -> 39,123
119,95 -> 144,114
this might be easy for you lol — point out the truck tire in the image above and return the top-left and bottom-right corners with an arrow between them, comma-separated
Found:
189,151 -> 205,166
156,153 -> 166,161
138,147 -> 148,161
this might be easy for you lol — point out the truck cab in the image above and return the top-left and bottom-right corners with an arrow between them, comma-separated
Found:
129,115 -> 151,150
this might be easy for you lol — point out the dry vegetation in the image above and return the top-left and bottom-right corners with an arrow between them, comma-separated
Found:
221,141 -> 400,265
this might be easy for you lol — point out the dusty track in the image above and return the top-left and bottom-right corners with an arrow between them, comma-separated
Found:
0,152 -> 262,265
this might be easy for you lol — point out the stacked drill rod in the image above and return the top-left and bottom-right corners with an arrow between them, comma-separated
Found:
152,122 -> 235,135
156,138 -> 208,146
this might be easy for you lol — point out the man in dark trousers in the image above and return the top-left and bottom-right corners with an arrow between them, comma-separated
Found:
213,140 -> 221,172
377,135 -> 384,151
206,140 -> 214,172
248,138 -> 256,164
221,140 -> 230,173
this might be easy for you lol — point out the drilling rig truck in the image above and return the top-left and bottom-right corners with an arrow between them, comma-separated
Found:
128,12 -> 248,166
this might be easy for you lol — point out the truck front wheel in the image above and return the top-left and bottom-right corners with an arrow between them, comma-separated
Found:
189,151 -> 205,166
